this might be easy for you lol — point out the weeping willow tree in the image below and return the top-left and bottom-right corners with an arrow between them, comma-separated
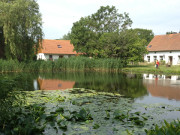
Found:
0,0 -> 43,61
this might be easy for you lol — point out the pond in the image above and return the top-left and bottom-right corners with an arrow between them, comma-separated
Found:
1,72 -> 180,134
1,72 -> 180,106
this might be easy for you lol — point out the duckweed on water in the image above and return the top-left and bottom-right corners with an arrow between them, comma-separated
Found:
1,88 -> 180,135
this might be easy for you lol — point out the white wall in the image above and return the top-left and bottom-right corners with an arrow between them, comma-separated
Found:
37,53 -> 75,60
37,53 -> 47,60
144,51 -> 180,65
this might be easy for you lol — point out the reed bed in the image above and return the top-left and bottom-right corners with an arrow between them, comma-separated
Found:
0,57 -> 124,73
0,59 -> 24,72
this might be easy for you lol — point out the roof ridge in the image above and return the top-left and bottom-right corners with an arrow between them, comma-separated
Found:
147,33 -> 180,51
155,33 -> 180,37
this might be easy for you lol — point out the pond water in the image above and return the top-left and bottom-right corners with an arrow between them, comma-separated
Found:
1,72 -> 180,107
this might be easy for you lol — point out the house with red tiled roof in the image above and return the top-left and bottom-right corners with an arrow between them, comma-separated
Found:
37,39 -> 77,60
144,33 -> 180,65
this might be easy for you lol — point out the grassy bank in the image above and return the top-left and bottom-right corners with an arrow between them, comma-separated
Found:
0,57 -> 124,73
123,64 -> 180,75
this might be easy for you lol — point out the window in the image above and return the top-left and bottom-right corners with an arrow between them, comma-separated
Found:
59,55 -> 63,59
160,56 -> 163,61
49,55 -> 53,60
178,56 -> 180,63
153,56 -> 157,62
147,56 -> 150,62
57,45 -> 62,48
148,45 -> 152,48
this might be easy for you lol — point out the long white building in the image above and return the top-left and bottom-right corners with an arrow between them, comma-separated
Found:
144,33 -> 180,65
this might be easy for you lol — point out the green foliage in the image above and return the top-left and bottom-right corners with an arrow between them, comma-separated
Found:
0,0 -> 43,61
166,31 -> 178,35
70,6 -> 150,63
70,6 -> 133,58
0,104 -> 46,135
0,26 -> 5,59
132,28 -> 154,45
0,73 -> 37,128
64,108 -> 93,122
60,33 -> 71,40
0,76 -> 23,133
118,29 -> 148,63
0,59 -> 24,72
145,120 -> 180,135
113,110 -> 146,127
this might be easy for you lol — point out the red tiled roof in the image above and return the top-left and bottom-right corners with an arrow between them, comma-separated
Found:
147,33 -> 180,52
39,39 -> 77,55
38,79 -> 75,90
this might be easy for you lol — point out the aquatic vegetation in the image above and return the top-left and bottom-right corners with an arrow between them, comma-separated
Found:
0,87 -> 180,134
113,110 -> 147,127
145,120 -> 180,135
0,76 -> 25,131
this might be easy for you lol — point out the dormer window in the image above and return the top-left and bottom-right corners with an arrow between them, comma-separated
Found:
148,45 -> 152,48
57,45 -> 62,48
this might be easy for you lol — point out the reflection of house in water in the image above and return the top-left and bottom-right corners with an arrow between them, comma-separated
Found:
143,74 -> 180,100
37,78 -> 75,90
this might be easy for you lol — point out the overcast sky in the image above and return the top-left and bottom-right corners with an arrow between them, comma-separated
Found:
37,0 -> 180,39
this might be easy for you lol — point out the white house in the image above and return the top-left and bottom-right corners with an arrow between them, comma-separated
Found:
37,39 -> 77,60
144,33 -> 180,65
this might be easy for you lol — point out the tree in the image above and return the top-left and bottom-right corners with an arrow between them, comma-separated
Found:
166,31 -> 177,35
0,26 -> 5,59
132,28 -> 154,45
122,30 -> 148,63
70,6 -> 132,57
98,30 -> 147,62
0,0 -> 43,61
60,33 -> 71,40
70,5 -> 149,64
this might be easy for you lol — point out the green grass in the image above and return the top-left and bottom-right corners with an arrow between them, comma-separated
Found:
123,64 -> 180,75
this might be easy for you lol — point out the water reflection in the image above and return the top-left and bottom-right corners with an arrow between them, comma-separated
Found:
34,73 -> 147,99
37,78 -> 75,90
1,72 -> 180,106
143,74 -> 180,101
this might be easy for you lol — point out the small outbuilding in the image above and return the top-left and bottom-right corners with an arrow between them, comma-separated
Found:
37,39 -> 77,60
144,33 -> 180,65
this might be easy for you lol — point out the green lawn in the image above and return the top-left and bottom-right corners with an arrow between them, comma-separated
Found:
123,64 -> 180,75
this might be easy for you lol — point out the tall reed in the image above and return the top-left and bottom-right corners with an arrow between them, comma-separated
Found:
0,59 -> 24,72
0,57 -> 125,73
